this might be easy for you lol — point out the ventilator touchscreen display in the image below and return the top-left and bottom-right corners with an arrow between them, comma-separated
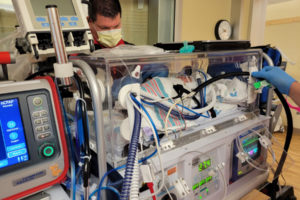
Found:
30,0 -> 76,16
0,98 -> 29,169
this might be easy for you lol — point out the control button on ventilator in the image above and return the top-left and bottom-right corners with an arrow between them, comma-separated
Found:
36,17 -> 46,22
36,126 -> 43,132
41,110 -> 48,116
41,23 -> 49,27
69,22 -> 77,26
34,119 -> 42,125
44,146 -> 54,156
43,125 -> 50,131
60,17 -> 68,21
42,118 -> 49,124
33,97 -> 43,106
38,132 -> 51,139
70,16 -> 78,21
40,143 -> 55,158
32,111 -> 40,118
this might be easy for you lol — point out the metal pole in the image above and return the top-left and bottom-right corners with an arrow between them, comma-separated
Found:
46,5 -> 71,86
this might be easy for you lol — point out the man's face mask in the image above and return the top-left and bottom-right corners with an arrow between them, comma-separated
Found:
96,28 -> 122,48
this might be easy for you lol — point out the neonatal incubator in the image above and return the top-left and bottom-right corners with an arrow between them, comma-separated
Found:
69,46 -> 277,200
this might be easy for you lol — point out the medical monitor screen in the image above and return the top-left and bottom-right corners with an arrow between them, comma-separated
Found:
30,0 -> 76,16
0,98 -> 29,169
242,136 -> 260,160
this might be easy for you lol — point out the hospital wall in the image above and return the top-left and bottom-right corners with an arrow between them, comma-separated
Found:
120,0 -> 149,45
265,2 -> 300,129
0,9 -> 17,39
180,0 -> 232,41
179,0 -> 252,41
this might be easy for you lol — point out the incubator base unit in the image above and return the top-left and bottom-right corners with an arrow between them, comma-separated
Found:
137,113 -> 270,200
0,77 -> 68,200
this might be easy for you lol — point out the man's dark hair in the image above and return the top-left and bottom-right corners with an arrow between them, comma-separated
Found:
88,0 -> 122,22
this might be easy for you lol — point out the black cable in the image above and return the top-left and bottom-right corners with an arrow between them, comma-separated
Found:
192,72 -> 250,94
74,73 -> 84,99
271,88 -> 293,187
25,68 -> 54,80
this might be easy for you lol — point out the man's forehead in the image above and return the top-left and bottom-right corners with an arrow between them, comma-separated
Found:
95,13 -> 121,27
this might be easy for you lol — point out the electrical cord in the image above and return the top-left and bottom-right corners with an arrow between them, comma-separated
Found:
25,67 -> 54,80
218,164 -> 228,200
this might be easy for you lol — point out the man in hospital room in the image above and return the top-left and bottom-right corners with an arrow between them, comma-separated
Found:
87,0 -> 131,50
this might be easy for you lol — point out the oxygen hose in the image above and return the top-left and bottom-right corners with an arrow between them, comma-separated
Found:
130,154 -> 140,200
192,72 -> 250,94
120,107 -> 142,200
271,88 -> 293,186
192,71 -> 293,192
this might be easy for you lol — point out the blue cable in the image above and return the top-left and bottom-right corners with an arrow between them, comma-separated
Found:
70,159 -> 76,200
130,94 -> 160,145
197,70 -> 211,117
198,70 -> 207,105
75,100 -> 83,159
89,186 -> 120,200
176,104 -> 209,118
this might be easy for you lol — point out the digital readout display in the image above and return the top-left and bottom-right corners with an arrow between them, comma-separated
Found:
199,159 -> 211,172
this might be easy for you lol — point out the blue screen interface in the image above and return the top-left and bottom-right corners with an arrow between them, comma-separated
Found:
0,98 -> 29,169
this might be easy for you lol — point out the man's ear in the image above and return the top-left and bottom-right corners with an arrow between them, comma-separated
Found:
87,16 -> 91,23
